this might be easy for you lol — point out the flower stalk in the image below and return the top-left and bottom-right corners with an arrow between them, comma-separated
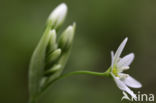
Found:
35,70 -> 111,100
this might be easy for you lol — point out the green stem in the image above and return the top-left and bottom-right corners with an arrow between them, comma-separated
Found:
39,70 -> 110,97
58,70 -> 110,79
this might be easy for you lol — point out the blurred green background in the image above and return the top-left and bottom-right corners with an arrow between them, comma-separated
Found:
0,0 -> 156,103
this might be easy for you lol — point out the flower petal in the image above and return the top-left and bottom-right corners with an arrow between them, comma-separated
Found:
111,51 -> 114,68
122,75 -> 142,88
113,38 -> 128,65
111,73 -> 137,99
117,53 -> 134,71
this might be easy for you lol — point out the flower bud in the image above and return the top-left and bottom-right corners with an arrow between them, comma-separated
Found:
47,49 -> 61,64
58,23 -> 76,50
45,64 -> 62,76
48,30 -> 57,52
48,3 -> 67,29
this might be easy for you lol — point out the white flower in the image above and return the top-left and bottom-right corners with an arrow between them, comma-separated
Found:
110,37 -> 142,99
49,3 -> 68,28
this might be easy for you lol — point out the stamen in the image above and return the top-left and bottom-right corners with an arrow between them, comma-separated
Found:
112,66 -> 119,77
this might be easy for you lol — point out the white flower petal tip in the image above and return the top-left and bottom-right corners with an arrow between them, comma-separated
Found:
119,37 -> 128,51
123,75 -> 142,88
122,37 -> 128,45
124,37 -> 128,42
113,38 -> 128,64
49,3 -> 68,28
119,37 -> 128,52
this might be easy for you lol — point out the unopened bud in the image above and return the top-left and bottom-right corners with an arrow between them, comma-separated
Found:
48,3 -> 67,29
58,23 -> 76,50
48,30 -> 57,52
47,49 -> 61,64
45,64 -> 62,76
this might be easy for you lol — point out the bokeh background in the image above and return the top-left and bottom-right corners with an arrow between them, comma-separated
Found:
0,0 -> 156,103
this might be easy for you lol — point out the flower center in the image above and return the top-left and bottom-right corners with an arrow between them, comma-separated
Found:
112,66 -> 119,77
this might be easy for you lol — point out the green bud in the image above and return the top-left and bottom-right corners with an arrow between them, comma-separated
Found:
45,64 -> 62,76
47,30 -> 57,52
58,23 -> 76,50
47,49 -> 61,64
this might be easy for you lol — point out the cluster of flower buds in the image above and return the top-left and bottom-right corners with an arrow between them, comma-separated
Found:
29,3 -> 76,102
